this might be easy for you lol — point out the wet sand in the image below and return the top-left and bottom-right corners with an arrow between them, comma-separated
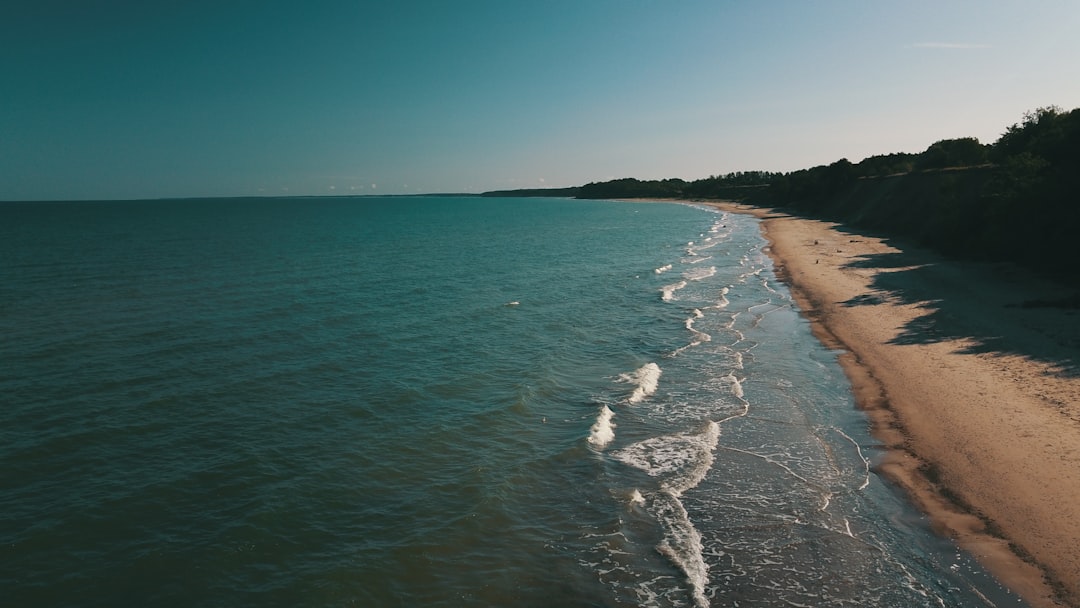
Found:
706,202 -> 1080,607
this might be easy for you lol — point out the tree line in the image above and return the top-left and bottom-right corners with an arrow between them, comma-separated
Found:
567,106 -> 1080,285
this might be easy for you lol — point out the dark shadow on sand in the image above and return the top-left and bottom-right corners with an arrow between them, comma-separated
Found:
831,227 -> 1079,378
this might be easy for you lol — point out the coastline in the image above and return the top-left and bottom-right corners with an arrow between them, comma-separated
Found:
702,201 -> 1080,607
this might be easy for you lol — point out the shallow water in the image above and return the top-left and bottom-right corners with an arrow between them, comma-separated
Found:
0,197 -> 1025,606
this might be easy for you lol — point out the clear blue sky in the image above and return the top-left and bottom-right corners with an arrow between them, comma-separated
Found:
3,0 -> 1079,200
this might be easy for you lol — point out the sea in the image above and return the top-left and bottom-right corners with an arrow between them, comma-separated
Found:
0,196 -> 1027,607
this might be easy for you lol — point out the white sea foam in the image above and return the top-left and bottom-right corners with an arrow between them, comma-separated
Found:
654,264 -> 673,274
612,422 -> 720,608
835,428 -> 872,491
723,311 -> 738,330
722,444 -> 831,511
688,240 -> 718,254
612,421 -> 720,493
717,286 -> 730,308
724,373 -> 745,400
654,492 -> 710,608
672,309 -> 711,357
588,405 -> 616,448
737,267 -> 765,283
621,362 -> 661,404
671,421 -> 719,494
762,277 -> 782,296
709,218 -> 727,234
661,281 -> 687,302
683,309 -> 705,331
629,488 -> 645,506
682,266 -> 716,281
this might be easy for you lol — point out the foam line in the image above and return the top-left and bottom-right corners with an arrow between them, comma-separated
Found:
661,281 -> 687,302
613,422 -> 720,608
721,445 -> 833,511
834,428 -> 872,491
683,266 -> 716,281
717,286 -> 730,308
653,492 -> 710,608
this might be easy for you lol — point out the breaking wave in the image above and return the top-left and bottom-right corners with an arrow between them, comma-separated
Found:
661,280 -> 687,301
620,362 -> 662,404
613,421 -> 721,607
587,405 -> 617,448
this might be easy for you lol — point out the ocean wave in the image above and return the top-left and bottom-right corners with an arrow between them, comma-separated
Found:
687,240 -> 719,255
724,373 -> 745,400
731,350 -> 744,370
612,422 -> 720,608
654,492 -> 709,608
717,286 -> 730,308
661,281 -> 687,302
737,267 -> 764,283
612,421 -> 720,493
620,363 -> 661,404
587,405 -> 616,448
654,264 -> 673,274
684,308 -> 709,337
671,310 -> 712,357
682,266 -> 717,281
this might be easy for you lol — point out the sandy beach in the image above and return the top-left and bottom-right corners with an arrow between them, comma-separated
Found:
704,202 -> 1080,607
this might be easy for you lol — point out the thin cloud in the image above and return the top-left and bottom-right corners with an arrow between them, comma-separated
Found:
911,42 -> 991,49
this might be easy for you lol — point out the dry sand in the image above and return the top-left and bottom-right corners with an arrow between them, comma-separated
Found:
705,201 -> 1080,607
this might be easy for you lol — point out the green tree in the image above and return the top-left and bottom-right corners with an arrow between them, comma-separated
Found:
915,138 -> 988,170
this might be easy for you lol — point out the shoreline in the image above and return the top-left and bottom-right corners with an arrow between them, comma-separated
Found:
700,201 -> 1080,607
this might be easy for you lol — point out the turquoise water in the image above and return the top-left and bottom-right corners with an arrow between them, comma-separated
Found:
1,197 -> 1023,607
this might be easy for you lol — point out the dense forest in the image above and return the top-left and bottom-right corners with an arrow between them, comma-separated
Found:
561,106 -> 1080,286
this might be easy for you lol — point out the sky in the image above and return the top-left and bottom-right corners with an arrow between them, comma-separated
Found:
3,0 -> 1080,201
